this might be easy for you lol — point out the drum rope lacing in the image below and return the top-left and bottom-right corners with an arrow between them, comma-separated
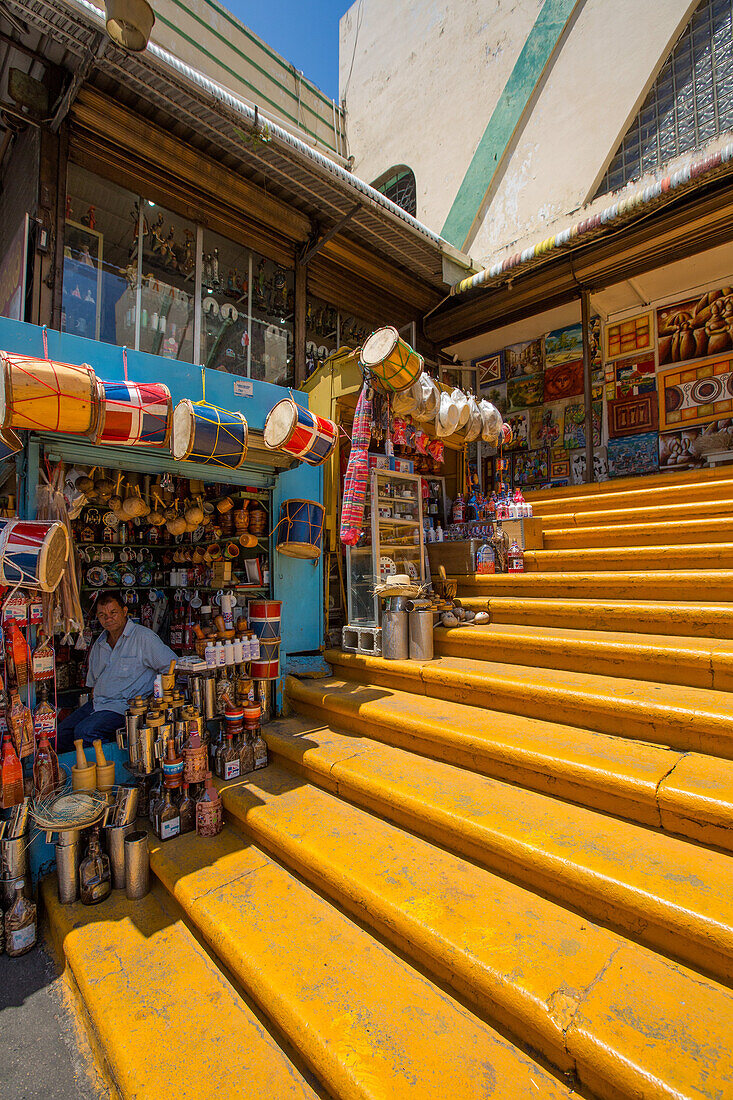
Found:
3,327 -> 94,433
179,368 -> 248,464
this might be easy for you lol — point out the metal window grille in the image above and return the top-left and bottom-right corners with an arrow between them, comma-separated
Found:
373,168 -> 417,217
595,0 -> 733,198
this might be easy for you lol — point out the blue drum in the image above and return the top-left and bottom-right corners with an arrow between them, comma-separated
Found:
171,399 -> 248,469
275,499 -> 324,560
0,428 -> 22,462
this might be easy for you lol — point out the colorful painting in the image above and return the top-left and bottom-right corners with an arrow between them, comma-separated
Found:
475,351 -> 504,387
657,286 -> 733,366
605,312 -> 653,360
504,338 -> 544,379
563,400 -> 602,449
550,455 -> 570,480
607,432 -> 659,479
658,354 -> 733,430
530,402 -> 566,450
507,374 -> 544,411
482,382 -> 508,417
608,392 -> 658,438
511,447 -> 550,489
569,448 -> 609,485
613,354 -> 656,398
659,420 -> 733,471
544,359 -> 584,402
544,324 -> 583,367
590,316 -> 602,367
504,409 -> 530,451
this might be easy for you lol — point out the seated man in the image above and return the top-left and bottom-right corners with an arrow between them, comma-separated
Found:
57,590 -> 177,752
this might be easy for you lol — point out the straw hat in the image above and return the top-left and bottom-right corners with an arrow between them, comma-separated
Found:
463,396 -> 483,442
413,374 -> 440,423
450,388 -> 470,428
435,390 -> 459,437
479,399 -> 502,445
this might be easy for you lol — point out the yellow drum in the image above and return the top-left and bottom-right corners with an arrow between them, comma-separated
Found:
0,351 -> 97,433
359,327 -> 424,393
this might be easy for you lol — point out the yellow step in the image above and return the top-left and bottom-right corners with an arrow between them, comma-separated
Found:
538,496 -> 733,530
41,877 -> 318,1100
286,675 -> 733,847
221,758 -> 733,1100
529,469 -> 733,515
324,648 -> 733,759
453,570 -> 733,601
478,596 -> 733,638
149,825 -> 571,1100
545,516 -> 733,549
435,622 -> 733,689
524,543 -> 733,572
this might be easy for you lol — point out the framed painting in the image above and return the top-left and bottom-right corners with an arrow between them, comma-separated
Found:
659,420 -> 733,471
544,324 -> 583,368
474,351 -> 504,387
482,381 -> 508,417
607,432 -> 658,479
511,447 -> 550,489
657,286 -> 733,366
504,409 -> 530,451
569,447 -> 609,485
563,400 -> 602,449
507,374 -> 544,411
612,354 -> 656,398
550,455 -> 570,480
608,392 -> 658,438
530,402 -> 566,450
658,354 -> 733,430
544,359 -> 584,402
504,338 -> 544,379
604,312 -> 652,360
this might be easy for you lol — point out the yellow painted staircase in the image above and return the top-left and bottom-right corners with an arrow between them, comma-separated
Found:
46,468 -> 733,1099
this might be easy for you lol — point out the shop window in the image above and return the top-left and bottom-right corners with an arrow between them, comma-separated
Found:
595,0 -> 733,198
439,363 -> 479,393
248,255 -> 294,386
138,202 -> 195,364
62,166 -> 138,347
305,295 -> 338,377
372,166 -> 417,217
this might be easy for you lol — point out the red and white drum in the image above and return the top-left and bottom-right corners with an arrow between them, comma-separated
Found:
0,519 -> 69,592
0,351 -> 97,434
250,636 -> 280,680
91,379 -> 172,447
263,398 -> 337,467
248,599 -> 282,641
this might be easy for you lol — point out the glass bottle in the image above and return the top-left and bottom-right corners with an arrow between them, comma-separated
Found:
79,828 -> 112,905
157,787 -> 180,841
148,774 -> 163,823
508,538 -> 525,573
222,733 -> 240,781
5,879 -> 37,957
0,731 -> 24,809
239,730 -> 254,776
33,682 -> 57,747
178,782 -> 195,834
252,727 -> 268,771
196,771 -> 223,837
33,732 -> 60,799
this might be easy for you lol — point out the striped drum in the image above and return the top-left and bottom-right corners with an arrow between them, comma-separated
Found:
275,499 -> 324,560
0,351 -> 97,433
360,327 -> 423,393
250,637 -> 280,680
92,380 -> 172,447
0,428 -> 23,462
263,398 -> 337,467
171,399 -> 248,469
0,519 -> 70,592
248,599 -> 281,641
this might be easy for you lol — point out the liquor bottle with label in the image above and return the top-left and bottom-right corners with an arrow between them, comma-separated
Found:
221,733 -> 240,781
252,728 -> 268,771
5,879 -> 37,956
156,787 -> 180,841
33,730 -> 60,799
238,730 -> 254,776
178,783 -> 195,834
0,731 -> 24,809
79,828 -> 111,905
196,771 -> 223,837
32,630 -> 55,683
7,688 -> 34,759
33,682 -> 57,746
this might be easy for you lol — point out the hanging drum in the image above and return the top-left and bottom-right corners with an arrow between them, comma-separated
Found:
275,499 -> 324,560
248,599 -> 282,641
0,519 -> 69,592
171,400 -> 248,469
0,351 -> 97,434
91,379 -> 172,447
359,327 -> 424,393
0,428 -> 23,462
250,637 -> 280,680
263,398 -> 337,466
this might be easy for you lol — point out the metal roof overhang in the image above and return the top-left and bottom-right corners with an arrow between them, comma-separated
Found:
425,168 -> 733,347
6,0 -> 474,312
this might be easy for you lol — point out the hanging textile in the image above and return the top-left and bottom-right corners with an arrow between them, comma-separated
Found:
340,385 -> 372,546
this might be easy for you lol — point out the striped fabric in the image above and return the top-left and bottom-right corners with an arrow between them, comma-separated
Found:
340,385 -> 372,546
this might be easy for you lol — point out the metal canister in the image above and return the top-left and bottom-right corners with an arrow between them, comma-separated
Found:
124,831 -> 150,900
203,675 -> 217,720
406,600 -> 434,661
189,675 -> 203,711
0,834 -> 29,880
382,608 -> 409,660
106,824 -> 135,890
138,726 -> 156,774
114,785 -> 140,826
55,832 -> 80,904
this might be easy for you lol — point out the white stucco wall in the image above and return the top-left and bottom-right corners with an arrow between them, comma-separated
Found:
339,0 -> 544,227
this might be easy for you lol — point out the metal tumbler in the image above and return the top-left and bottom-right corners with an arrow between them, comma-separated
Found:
107,824 -> 135,890
406,601 -> 434,661
55,835 -> 80,904
124,831 -> 150,899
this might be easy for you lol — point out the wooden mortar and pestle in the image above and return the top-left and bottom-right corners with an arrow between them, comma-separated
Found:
72,740 -> 97,791
93,739 -> 116,792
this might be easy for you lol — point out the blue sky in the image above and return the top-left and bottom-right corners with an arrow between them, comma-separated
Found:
223,0 -> 350,101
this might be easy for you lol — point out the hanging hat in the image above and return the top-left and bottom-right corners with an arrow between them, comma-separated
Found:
450,387 -> 470,428
463,396 -> 483,442
413,373 -> 440,422
435,390 -> 459,437
479,399 -> 502,445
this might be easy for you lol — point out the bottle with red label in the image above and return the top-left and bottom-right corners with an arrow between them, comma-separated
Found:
508,539 -> 525,573
0,732 -> 24,808
476,543 -> 496,575
32,630 -> 55,683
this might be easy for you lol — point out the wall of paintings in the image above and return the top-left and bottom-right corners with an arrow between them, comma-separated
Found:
475,282 -> 733,489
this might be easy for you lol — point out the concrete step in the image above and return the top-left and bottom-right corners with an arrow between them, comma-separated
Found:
323,648 -> 733,760
434,622 -> 733,690
474,596 -> 733,638
452,570 -> 733,601
149,824 -> 573,1100
220,758 -> 733,1100
528,471 -> 733,516
41,877 -> 319,1100
285,677 -> 733,847
544,516 -> 733,549
523,543 -> 733,572
538,497 -> 733,530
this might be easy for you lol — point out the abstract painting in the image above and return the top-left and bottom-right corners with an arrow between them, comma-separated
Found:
605,312 -> 653,360
569,448 -> 609,485
607,432 -> 659,479
504,409 -> 530,451
612,354 -> 656,398
475,351 -> 504,386
504,338 -> 544,379
659,419 -> 733,471
563,400 -> 602,449
544,324 -> 583,367
511,447 -> 550,489
550,455 -> 570,480
507,374 -> 544,411
544,359 -> 584,402
657,285 -> 733,366
608,392 -> 658,438
658,354 -> 733,430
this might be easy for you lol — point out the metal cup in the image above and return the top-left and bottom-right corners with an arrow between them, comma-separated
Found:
55,836 -> 80,904
114,785 -> 140,827
106,824 -> 135,890
124,831 -> 149,900
0,835 -> 29,880
204,676 -> 216,720
139,726 -> 156,774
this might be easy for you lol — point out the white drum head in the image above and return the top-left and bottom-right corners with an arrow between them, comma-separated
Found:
264,400 -> 297,448
361,327 -> 399,367
0,357 -> 9,428
171,400 -> 194,460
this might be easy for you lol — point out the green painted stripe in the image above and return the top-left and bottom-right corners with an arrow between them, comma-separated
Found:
441,0 -> 580,249
155,10 -> 340,154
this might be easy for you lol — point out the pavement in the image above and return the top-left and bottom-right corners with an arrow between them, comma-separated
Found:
0,939 -> 108,1100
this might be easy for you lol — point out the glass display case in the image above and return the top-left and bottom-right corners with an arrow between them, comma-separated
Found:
345,468 -> 426,627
